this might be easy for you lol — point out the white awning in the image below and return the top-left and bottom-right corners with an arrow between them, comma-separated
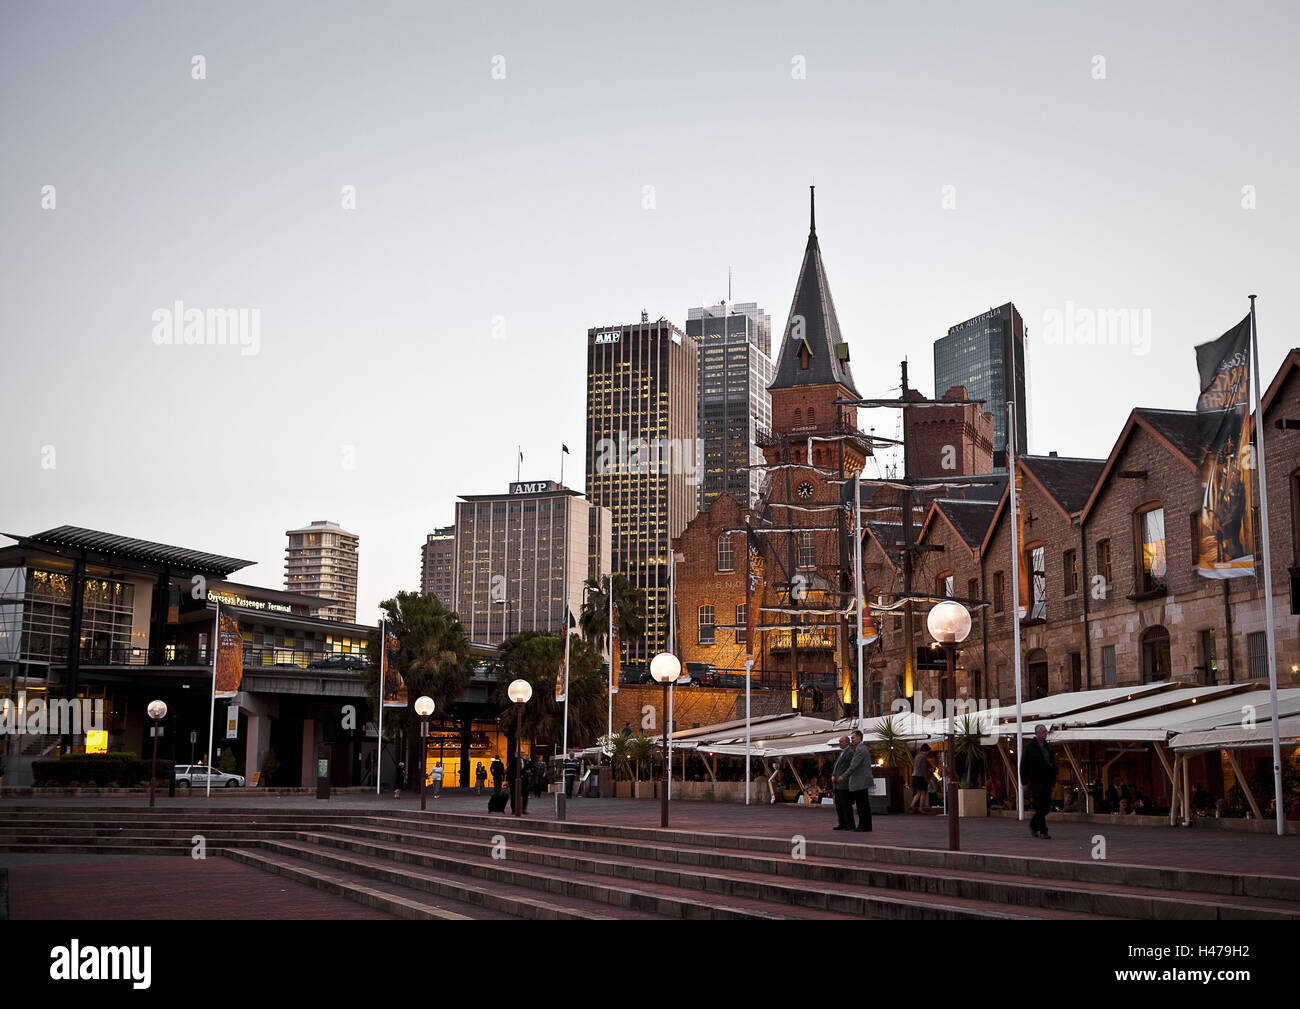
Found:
1046,686 -> 1300,744
1171,715 -> 1300,752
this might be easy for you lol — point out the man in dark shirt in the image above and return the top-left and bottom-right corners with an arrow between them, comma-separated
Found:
1021,724 -> 1057,839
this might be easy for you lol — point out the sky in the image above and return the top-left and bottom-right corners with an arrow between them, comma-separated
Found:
2,0 -> 1297,622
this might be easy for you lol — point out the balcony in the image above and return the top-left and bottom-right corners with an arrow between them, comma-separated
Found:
40,644 -> 372,671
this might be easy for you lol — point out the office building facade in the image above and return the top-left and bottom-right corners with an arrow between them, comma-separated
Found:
687,301 -> 774,510
453,481 -> 610,647
933,302 -> 1028,469
585,317 -> 699,660
420,526 -> 455,604
284,520 -> 359,623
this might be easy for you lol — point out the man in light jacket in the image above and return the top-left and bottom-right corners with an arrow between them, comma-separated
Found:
845,729 -> 875,832
830,735 -> 856,830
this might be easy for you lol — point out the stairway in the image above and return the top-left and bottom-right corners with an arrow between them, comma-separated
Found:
2,806 -> 1297,921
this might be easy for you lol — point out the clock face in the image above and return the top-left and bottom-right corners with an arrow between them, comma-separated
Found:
796,481 -> 814,499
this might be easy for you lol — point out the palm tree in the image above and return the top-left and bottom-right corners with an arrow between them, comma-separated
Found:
578,573 -> 646,661
493,631 -> 608,751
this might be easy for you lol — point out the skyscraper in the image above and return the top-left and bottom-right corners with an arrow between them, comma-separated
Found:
284,520 -> 359,622
452,480 -> 610,647
686,300 -> 774,510
420,526 -> 455,604
933,302 -> 1028,469
585,317 -> 699,661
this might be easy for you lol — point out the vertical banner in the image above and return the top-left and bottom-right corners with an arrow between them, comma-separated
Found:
1195,315 -> 1255,578
225,704 -> 239,739
745,524 -> 764,663
213,610 -> 244,698
381,628 -> 407,707
1014,463 -> 1030,618
556,608 -> 570,702
610,603 -> 621,689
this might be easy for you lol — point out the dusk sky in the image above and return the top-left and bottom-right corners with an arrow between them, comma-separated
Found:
3,0 -> 1296,620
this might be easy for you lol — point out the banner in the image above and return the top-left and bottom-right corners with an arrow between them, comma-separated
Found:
745,524 -> 764,662
1015,465 -> 1030,618
381,629 -> 408,707
1195,315 -> 1255,579
556,608 -> 571,702
213,611 -> 244,698
225,704 -> 239,739
610,604 -> 620,689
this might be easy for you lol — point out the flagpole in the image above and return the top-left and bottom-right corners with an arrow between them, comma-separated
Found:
1248,295 -> 1284,837
1008,402 -> 1025,821
668,550 -> 675,803
560,445 -> 565,487
745,520 -> 753,806
517,446 -> 521,484
607,578 -> 614,743
854,471 -> 865,726
562,597 -> 570,760
206,601 -> 219,800
376,617 -> 384,796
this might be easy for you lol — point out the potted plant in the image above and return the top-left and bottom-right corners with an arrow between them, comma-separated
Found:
871,715 -> 915,814
953,714 -> 987,817
610,733 -> 634,798
629,733 -> 657,799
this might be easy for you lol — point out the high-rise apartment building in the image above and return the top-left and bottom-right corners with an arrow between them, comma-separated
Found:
933,302 -> 1028,469
420,526 -> 455,605
452,481 -> 610,647
284,519 -> 359,622
584,317 -> 699,661
686,300 -> 774,510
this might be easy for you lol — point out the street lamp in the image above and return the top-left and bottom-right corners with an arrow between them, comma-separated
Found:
650,652 -> 681,828
414,695 -> 435,811
147,699 -> 168,809
927,600 -> 971,851
507,679 -> 533,817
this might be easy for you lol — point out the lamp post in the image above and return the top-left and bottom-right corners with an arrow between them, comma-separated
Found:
507,679 -> 533,817
414,695 -> 435,811
147,699 -> 167,809
926,600 -> 971,851
650,652 -> 681,828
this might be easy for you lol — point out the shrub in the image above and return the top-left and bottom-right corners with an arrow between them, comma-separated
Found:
32,755 -> 173,787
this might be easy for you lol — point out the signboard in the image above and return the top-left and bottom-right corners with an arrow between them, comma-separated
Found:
593,331 -> 621,344
213,611 -> 245,698
225,704 -> 239,740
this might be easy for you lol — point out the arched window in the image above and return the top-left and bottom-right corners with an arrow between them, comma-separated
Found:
1026,648 -> 1049,700
807,406 -> 816,426
793,408 -> 802,426
813,448 -> 822,465
1141,626 -> 1171,683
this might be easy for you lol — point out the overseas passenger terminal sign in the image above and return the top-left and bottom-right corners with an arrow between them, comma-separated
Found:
1194,315 -> 1255,579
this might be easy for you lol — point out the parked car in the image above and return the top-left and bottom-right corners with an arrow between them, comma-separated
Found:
174,764 -> 245,788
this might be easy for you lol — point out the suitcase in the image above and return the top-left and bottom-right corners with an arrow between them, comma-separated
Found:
487,790 -> 508,813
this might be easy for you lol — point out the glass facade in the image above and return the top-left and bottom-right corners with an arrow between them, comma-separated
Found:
934,303 -> 1027,468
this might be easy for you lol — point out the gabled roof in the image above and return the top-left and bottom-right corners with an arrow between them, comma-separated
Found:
5,526 -> 254,576
1079,409 -> 1201,521
1260,347 -> 1300,417
921,498 -> 998,555
769,188 -> 859,397
1020,455 -> 1106,521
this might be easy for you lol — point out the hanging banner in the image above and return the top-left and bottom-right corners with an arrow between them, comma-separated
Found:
556,608 -> 571,703
1015,465 -> 1030,618
381,629 -> 408,707
225,704 -> 239,739
610,604 -> 620,690
213,611 -> 244,698
1195,315 -> 1255,579
745,524 -> 765,662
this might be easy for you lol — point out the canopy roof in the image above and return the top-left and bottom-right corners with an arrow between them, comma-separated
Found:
1171,715 -> 1300,753
1047,687 -> 1300,743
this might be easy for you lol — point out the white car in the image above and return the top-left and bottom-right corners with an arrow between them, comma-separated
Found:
175,764 -> 245,788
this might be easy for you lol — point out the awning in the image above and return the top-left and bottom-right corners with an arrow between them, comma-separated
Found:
1171,715 -> 1300,753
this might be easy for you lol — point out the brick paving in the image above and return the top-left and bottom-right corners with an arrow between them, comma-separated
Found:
0,853 -> 397,920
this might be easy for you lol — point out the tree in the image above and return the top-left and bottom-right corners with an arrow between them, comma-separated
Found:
578,574 -> 646,661
365,591 -> 473,791
493,631 -> 608,754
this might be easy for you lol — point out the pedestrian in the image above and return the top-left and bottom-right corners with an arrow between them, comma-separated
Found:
846,729 -> 875,831
532,757 -> 545,798
910,744 -> 932,813
830,735 -> 856,830
490,755 -> 505,793
474,761 -> 487,795
621,721 -> 632,737
393,760 -> 406,800
431,761 -> 444,798
1021,723 -> 1057,839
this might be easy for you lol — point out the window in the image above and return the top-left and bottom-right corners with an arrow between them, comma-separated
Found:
993,571 -> 1005,613
735,605 -> 746,645
807,406 -> 816,426
936,571 -> 953,598
1140,626 -> 1171,683
698,606 -> 715,646
1029,544 -> 1046,619
1069,652 -> 1082,692
1063,549 -> 1079,597
967,578 -> 979,603
717,535 -> 733,572
1136,505 -> 1167,593
1102,644 -> 1117,685
1248,631 -> 1268,679
1096,539 -> 1112,598
1292,470 -> 1300,565
793,408 -> 802,426
798,531 -> 815,569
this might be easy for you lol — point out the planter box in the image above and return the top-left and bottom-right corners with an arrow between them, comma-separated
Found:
958,787 -> 987,818
633,781 -> 655,800
614,781 -> 633,798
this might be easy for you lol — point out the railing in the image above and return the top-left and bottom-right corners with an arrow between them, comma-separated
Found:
41,645 -> 372,671
755,421 -> 871,449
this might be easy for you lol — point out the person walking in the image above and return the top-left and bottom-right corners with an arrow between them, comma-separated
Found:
490,755 -> 505,793
393,760 -> 406,800
474,761 -> 487,795
830,735 -> 856,830
910,744 -> 933,813
846,729 -> 875,832
431,761 -> 444,798
1021,723 -> 1057,839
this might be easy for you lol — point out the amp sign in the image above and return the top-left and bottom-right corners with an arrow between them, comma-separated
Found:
593,331 -> 621,344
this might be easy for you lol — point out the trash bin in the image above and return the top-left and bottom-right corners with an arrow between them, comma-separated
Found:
316,757 -> 330,800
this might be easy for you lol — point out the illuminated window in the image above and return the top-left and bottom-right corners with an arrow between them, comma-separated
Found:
717,535 -> 733,572
698,606 -> 715,646
735,605 -> 746,645
1135,505 -> 1166,593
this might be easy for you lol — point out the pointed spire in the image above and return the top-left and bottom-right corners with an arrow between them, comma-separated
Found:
809,185 -> 816,236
